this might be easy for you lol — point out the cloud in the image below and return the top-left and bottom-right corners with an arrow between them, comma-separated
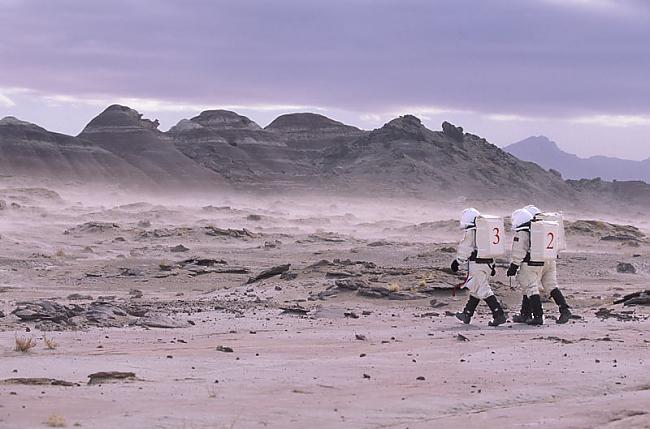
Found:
569,114 -> 650,127
485,114 -> 538,122
0,93 -> 16,107
0,0 -> 649,119
24,90 -> 324,115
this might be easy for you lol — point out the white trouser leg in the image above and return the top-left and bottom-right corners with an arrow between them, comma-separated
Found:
465,262 -> 494,300
517,264 -> 544,297
540,260 -> 558,294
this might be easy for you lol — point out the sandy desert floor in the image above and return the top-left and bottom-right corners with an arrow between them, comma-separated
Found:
0,188 -> 648,429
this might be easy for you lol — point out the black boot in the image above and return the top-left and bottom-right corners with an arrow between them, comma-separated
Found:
485,295 -> 507,327
456,296 -> 480,324
550,288 -> 572,324
512,295 -> 531,323
526,294 -> 544,325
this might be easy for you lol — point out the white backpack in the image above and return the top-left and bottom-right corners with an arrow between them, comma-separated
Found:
530,220 -> 560,261
475,215 -> 505,259
535,212 -> 567,251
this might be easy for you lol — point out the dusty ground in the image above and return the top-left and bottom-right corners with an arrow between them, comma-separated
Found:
0,188 -> 649,429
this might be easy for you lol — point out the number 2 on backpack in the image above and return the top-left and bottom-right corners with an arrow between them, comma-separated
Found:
546,232 -> 555,250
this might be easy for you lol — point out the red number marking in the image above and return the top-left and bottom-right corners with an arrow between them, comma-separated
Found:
493,227 -> 500,245
546,232 -> 555,249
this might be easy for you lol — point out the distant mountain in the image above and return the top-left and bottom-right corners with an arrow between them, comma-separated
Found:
504,136 -> 650,182
4,105 -> 650,210
169,110 -> 355,184
320,116 -> 575,202
174,111 -> 577,203
79,105 -> 224,190
0,116 -> 152,186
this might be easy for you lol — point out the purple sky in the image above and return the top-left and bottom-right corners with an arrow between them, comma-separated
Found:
1,0 -> 649,159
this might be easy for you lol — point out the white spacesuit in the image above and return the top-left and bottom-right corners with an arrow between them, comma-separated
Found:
451,208 -> 507,327
507,206 -> 572,325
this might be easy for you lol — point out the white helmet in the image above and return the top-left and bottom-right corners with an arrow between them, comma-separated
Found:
460,208 -> 480,228
511,208 -> 533,229
524,205 -> 541,217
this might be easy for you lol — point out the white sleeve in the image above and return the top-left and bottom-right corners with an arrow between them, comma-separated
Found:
456,229 -> 475,263
511,230 -> 530,265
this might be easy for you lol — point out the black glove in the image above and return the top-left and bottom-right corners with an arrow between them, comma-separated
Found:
506,263 -> 519,277
451,259 -> 460,273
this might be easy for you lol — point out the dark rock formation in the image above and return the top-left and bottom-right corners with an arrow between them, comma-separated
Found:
171,110 -> 363,185
265,112 -> 364,147
442,121 -> 464,142
79,105 -> 223,190
321,116 -> 575,203
0,116 -> 150,185
190,110 -> 261,131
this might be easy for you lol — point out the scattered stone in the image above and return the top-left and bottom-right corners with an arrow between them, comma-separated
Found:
170,244 -> 190,253
85,272 -> 104,278
118,267 -> 143,277
137,314 -> 190,329
614,290 -> 650,306
418,312 -> 439,317
344,312 -> 359,319
532,336 -> 573,344
64,222 -> 120,235
137,227 -> 193,239
363,374 -> 371,379
88,371 -> 138,385
1,378 -> 77,387
317,289 -> 338,300
204,226 -> 256,238
325,271 -> 358,279
247,214 -> 262,221
308,232 -> 345,243
595,308 -> 639,322
305,259 -> 334,269
335,279 -> 368,290
367,240 -> 391,247
355,334 -> 367,341
180,257 -> 229,266
456,334 -> 470,342
263,240 -> 282,249
429,299 -> 448,308
616,262 -> 636,274
216,345 -> 234,353
416,376 -> 426,381
85,302 -> 131,327
128,289 -> 143,298
280,271 -> 298,281
280,305 -> 309,315
247,264 -> 291,284
67,293 -> 93,301
444,311 -> 456,317
12,300 -> 83,323
357,289 -> 386,299
159,263 -> 174,271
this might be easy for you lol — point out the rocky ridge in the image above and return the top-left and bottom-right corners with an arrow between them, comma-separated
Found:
3,105 -> 650,209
